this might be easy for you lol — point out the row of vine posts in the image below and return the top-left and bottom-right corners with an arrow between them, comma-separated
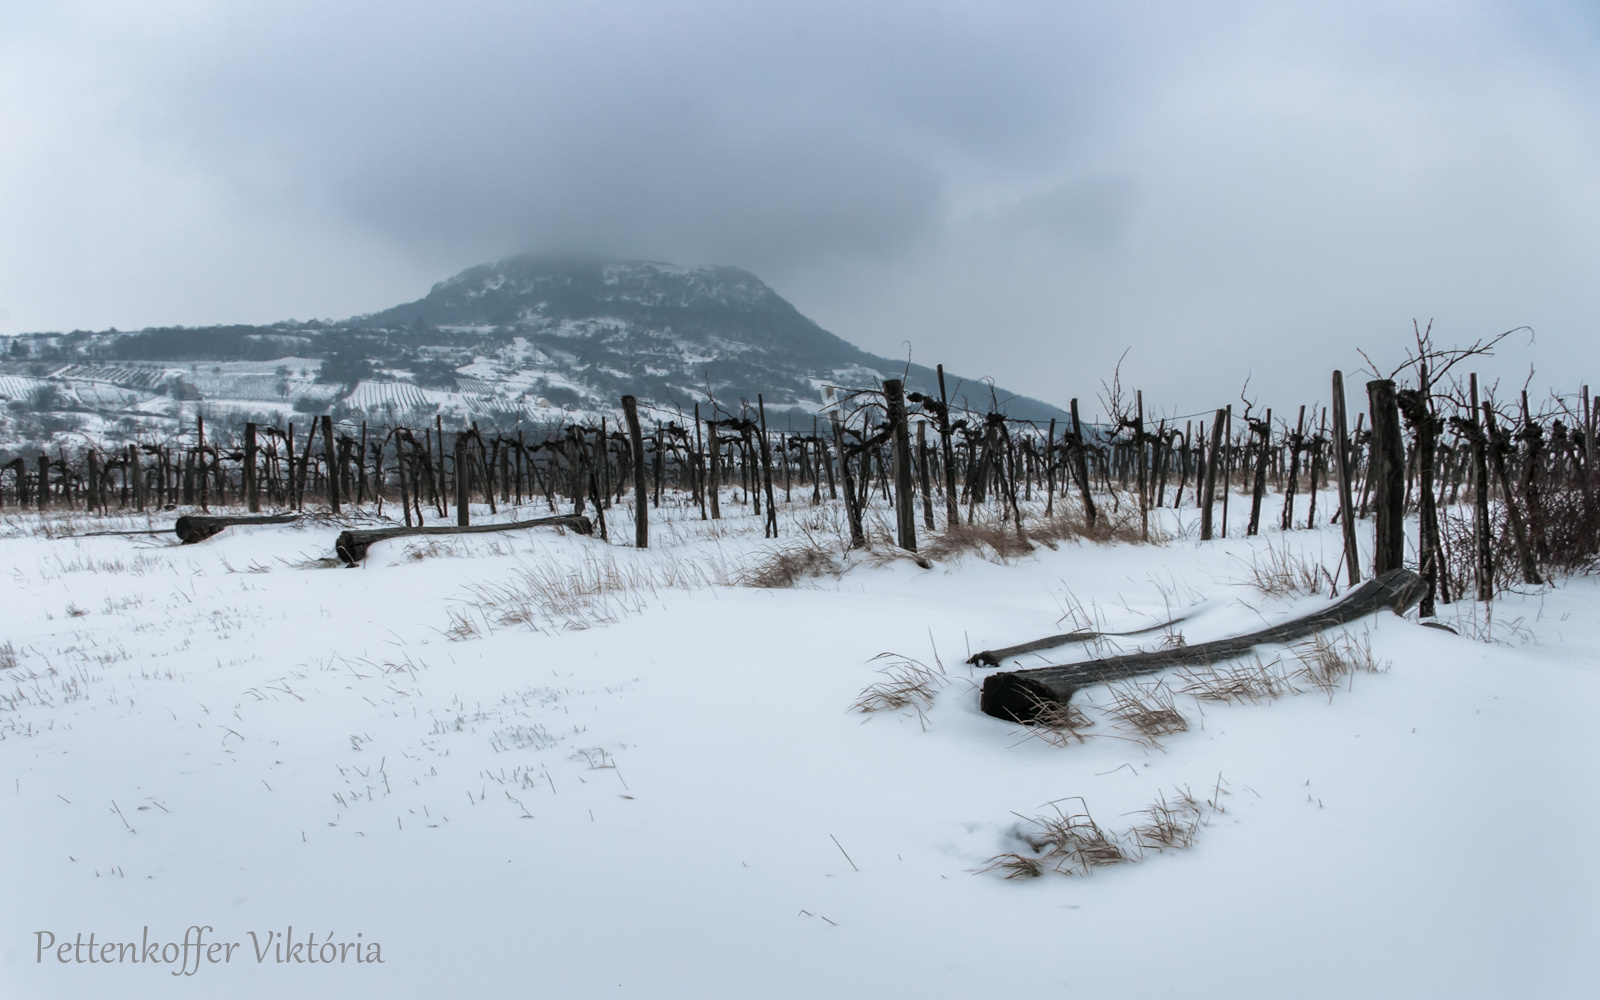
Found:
3,354 -> 1595,610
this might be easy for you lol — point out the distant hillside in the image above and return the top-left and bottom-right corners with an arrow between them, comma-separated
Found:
0,255 -> 1066,446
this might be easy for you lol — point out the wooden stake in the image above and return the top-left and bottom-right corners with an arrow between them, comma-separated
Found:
1201,409 -> 1225,540
1367,380 -> 1405,576
622,395 -> 648,547
454,432 -> 471,526
1330,372 -> 1361,584
884,379 -> 917,552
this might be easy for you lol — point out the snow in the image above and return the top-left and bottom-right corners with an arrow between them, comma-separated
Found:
343,381 -> 430,412
0,375 -> 48,401
1,492 -> 1596,998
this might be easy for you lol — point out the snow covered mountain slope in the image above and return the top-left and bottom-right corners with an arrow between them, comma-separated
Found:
1,256 -> 1066,439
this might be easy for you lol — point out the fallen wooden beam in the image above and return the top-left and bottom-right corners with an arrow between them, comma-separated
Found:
979,568 -> 1425,723
335,514 -> 594,565
175,513 -> 300,544
967,615 -> 1192,668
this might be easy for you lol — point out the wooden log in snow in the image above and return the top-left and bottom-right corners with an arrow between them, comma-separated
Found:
979,568 -> 1425,723
966,615 -> 1192,668
334,513 -> 593,565
175,513 -> 300,544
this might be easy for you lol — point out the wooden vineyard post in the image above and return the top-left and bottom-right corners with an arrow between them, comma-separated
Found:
515,431 -> 525,507
1469,374 -> 1493,601
918,420 -> 936,529
566,431 -> 585,516
1152,418 -> 1168,508
285,422 -> 296,510
295,422 -> 315,511
1481,402 -> 1541,585
435,416 -> 448,521
396,435 -> 413,527
1403,364 -> 1441,617
1042,418 -> 1056,517
1246,409 -> 1271,536
129,444 -> 144,513
197,416 -> 211,512
884,379 -> 917,552
1305,408 -> 1325,530
358,421 -> 369,505
480,434 -> 498,514
694,404 -> 708,520
86,450 -> 100,515
1585,385 -> 1594,482
829,405 -> 866,548
757,395 -> 778,538
1219,404 -> 1232,537
1281,405 -> 1305,531
454,432 -> 471,526
584,430 -> 608,542
1367,379 -> 1405,576
1201,408 -> 1225,540
1354,413 -> 1371,518
1174,422 -> 1190,509
622,395 -> 648,547
1518,391 -> 1547,563
937,364 -> 960,526
320,415 -> 339,513
1068,398 -> 1096,530
706,416 -> 722,520
1135,390 -> 1148,541
244,422 -> 260,512
37,454 -> 48,511
654,424 -> 665,508
1331,372 -> 1361,585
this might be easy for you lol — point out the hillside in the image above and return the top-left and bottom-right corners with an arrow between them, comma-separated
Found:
0,256 -> 1066,445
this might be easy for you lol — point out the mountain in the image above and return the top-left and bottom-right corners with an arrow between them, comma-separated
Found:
0,255 -> 1066,443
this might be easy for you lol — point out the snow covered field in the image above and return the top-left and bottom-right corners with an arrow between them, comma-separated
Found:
2,494 -> 1596,998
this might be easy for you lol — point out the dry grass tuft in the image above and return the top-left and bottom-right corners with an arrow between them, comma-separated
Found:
1005,799 -> 1131,876
980,783 -> 1224,880
1175,655 -> 1295,704
1016,696 -> 1095,747
461,550 -> 734,631
1128,789 -> 1204,853
923,503 -> 1153,564
980,852 -> 1047,880
850,653 -> 946,719
1244,540 -> 1333,597
921,519 -> 1036,562
1290,631 -> 1385,696
741,545 -> 842,588
276,553 -> 344,570
0,641 -> 17,671
442,607 -> 487,641
404,538 -> 465,561
1027,503 -> 1151,547
1170,629 -> 1385,706
1104,680 -> 1189,742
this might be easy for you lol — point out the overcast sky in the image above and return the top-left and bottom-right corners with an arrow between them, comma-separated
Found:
3,1 -> 1598,415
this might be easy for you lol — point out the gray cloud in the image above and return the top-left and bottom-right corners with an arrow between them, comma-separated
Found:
3,1 -> 1599,413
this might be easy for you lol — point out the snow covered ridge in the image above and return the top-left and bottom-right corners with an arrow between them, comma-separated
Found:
2,487 -> 1595,997
0,254 -> 1064,450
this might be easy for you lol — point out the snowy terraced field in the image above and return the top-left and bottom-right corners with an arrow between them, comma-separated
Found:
1,495 -> 1596,998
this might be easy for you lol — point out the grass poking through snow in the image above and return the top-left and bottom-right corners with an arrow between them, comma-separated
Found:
980,780 -> 1229,879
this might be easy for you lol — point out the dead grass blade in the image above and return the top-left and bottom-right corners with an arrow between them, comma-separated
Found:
1104,680 -> 1188,744
980,783 -> 1224,880
850,653 -> 946,719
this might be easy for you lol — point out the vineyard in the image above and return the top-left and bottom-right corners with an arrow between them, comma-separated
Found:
2,342 -> 1597,998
